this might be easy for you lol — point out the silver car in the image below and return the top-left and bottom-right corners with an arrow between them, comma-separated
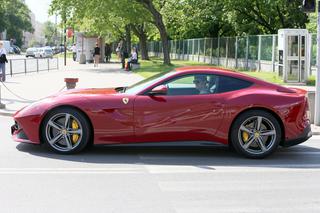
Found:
26,48 -> 39,58
38,48 -> 53,58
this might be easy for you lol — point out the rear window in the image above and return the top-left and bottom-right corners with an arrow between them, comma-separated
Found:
217,76 -> 253,93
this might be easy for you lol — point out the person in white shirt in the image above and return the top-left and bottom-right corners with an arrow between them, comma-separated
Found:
72,44 -> 77,61
0,41 -> 8,82
127,47 -> 138,71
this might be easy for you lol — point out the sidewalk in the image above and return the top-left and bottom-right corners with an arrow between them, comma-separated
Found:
0,58 -> 143,115
0,59 -> 319,135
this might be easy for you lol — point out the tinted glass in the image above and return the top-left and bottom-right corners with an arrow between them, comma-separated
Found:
164,74 -> 218,96
217,76 -> 252,93
125,71 -> 174,94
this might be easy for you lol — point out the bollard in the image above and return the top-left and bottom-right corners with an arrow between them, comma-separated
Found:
64,78 -> 79,90
0,85 -> 6,109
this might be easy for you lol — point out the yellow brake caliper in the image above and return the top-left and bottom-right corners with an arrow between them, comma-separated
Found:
71,119 -> 79,144
242,131 -> 249,142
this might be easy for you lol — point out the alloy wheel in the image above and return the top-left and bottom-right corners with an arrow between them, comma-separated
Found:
238,116 -> 277,155
45,113 -> 83,152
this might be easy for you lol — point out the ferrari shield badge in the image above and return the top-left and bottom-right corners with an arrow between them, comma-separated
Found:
122,97 -> 129,104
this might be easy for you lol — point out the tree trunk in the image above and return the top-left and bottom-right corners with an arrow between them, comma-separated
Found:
139,33 -> 149,60
125,25 -> 131,54
137,0 -> 171,65
131,24 -> 149,60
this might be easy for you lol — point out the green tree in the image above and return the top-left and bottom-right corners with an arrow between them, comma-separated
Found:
43,21 -> 57,46
162,0 -> 234,39
50,0 -> 169,63
1,0 -> 34,46
224,0 -> 308,35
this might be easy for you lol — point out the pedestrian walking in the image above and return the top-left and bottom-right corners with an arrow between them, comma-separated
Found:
116,41 -> 122,60
93,43 -> 100,67
72,43 -> 77,61
0,41 -> 8,82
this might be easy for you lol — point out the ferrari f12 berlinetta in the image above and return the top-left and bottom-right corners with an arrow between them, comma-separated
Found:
11,67 -> 312,158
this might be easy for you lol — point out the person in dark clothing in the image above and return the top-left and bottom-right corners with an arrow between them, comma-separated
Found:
118,40 -> 127,69
0,41 -> 8,82
93,43 -> 100,67
105,43 -> 112,62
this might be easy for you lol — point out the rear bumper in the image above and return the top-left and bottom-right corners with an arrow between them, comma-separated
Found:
282,125 -> 312,147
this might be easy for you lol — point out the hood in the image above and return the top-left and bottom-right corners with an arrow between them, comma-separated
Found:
54,88 -> 118,97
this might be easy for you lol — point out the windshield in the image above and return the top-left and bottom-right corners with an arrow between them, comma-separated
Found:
124,71 -> 175,94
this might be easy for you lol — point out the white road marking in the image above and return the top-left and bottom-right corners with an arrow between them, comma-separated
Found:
144,165 -> 320,174
0,167 -> 143,174
0,164 -> 319,175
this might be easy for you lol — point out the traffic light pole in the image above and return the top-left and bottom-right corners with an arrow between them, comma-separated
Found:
316,1 -> 320,125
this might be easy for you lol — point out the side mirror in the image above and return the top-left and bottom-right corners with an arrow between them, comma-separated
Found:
149,85 -> 168,95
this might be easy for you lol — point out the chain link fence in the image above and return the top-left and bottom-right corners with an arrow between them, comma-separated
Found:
5,57 -> 59,77
147,34 -> 318,75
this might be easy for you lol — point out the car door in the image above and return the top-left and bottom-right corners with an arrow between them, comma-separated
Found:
134,74 -> 225,143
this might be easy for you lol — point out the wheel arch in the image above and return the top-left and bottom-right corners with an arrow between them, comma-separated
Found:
39,105 -> 94,145
228,107 -> 285,147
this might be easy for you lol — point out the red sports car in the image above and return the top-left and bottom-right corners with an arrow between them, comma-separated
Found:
11,67 -> 312,158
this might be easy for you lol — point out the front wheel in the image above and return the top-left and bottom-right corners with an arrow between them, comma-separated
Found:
41,108 -> 91,154
230,110 -> 282,159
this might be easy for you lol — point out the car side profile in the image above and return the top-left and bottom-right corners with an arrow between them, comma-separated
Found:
11,67 -> 312,158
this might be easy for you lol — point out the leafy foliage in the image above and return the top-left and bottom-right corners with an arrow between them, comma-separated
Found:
43,21 -> 57,46
0,0 -> 33,46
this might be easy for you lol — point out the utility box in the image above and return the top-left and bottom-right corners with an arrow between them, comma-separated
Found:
278,29 -> 310,83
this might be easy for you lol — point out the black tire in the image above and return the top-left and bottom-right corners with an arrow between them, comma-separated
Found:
41,107 -> 91,154
230,110 -> 281,159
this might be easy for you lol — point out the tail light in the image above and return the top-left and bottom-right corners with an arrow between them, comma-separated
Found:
305,97 -> 311,120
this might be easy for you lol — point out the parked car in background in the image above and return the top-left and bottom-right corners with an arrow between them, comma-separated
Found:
11,45 -> 21,54
0,40 -> 11,53
38,48 -> 53,58
51,46 -> 60,55
26,48 -> 39,58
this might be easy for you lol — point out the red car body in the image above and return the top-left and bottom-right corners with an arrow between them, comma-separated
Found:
12,67 -> 311,148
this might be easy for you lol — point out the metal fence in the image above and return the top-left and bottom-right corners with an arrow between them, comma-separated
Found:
147,34 -> 318,75
5,57 -> 59,77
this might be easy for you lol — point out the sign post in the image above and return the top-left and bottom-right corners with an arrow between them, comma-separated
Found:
315,1 -> 320,125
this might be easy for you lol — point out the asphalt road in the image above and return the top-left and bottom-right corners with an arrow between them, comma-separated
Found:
1,115 -> 320,213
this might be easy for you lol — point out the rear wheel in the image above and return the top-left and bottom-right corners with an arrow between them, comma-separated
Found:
230,110 -> 281,159
41,108 -> 91,154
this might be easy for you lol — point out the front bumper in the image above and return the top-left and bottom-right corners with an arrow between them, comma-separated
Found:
282,124 -> 312,147
11,122 -> 34,144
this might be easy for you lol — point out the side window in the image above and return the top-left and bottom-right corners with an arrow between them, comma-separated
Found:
165,74 -> 218,96
217,76 -> 252,93
167,75 -> 195,89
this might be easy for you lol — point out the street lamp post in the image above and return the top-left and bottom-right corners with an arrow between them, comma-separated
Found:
64,19 -> 67,67
316,1 -> 320,125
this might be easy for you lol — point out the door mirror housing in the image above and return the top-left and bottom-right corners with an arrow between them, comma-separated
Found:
149,85 -> 168,95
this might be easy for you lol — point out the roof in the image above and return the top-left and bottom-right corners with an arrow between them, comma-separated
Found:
174,66 -> 251,79
173,66 -> 279,88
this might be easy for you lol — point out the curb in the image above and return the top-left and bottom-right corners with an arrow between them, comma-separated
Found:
0,111 -> 14,117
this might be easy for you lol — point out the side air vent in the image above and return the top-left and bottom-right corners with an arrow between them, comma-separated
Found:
276,87 -> 296,93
